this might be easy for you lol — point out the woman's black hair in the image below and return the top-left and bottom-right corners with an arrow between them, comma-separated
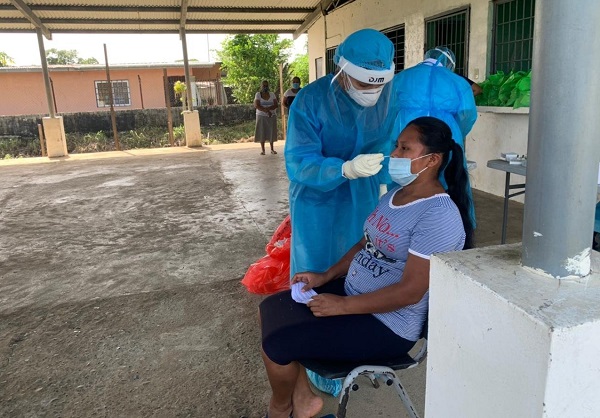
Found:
408,116 -> 475,249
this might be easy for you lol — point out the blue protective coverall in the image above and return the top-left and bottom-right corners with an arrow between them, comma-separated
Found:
390,62 -> 477,148
285,74 -> 394,277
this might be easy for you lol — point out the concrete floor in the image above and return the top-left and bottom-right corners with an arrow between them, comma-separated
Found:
0,143 -> 524,418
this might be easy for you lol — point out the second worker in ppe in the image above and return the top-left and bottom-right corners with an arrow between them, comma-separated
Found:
389,46 -> 478,225
284,28 -> 396,279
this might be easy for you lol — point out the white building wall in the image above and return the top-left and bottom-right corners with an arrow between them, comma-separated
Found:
468,107 -> 530,202
305,0 -> 531,199
427,245 -> 600,418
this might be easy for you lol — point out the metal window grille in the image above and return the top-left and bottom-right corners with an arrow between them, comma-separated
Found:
492,0 -> 535,73
381,24 -> 405,72
425,8 -> 470,76
95,80 -> 131,107
325,47 -> 336,76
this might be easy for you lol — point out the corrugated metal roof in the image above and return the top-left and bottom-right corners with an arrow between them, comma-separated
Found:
0,1 -> 327,36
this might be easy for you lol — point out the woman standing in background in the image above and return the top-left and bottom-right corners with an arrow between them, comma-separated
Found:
254,80 -> 279,155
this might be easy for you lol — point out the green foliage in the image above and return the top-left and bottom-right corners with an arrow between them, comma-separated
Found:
201,120 -> 256,144
171,125 -> 186,142
288,53 -> 309,87
0,51 -> 14,67
67,131 -> 112,153
0,136 -> 40,158
217,34 -> 292,103
1,121 -> 284,158
46,48 -> 99,65
78,57 -> 100,64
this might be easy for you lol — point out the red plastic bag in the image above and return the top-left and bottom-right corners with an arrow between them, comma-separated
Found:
265,215 -> 291,260
241,216 -> 291,295
241,255 -> 290,294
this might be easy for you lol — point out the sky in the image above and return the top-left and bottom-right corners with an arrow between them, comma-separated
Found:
0,33 -> 307,66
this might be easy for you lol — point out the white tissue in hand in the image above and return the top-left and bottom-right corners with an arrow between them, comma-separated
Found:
291,282 -> 317,304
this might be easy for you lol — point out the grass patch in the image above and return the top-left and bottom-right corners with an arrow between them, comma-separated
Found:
1,119 -> 285,158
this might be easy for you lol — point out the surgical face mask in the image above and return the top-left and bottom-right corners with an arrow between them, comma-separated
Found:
262,86 -> 269,93
388,154 -> 432,186
292,83 -> 300,89
344,76 -> 383,107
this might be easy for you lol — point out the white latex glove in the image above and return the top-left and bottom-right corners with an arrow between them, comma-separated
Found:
342,153 -> 384,180
379,184 -> 388,198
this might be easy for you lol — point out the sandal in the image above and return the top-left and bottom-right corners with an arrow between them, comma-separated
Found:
260,151 -> 265,155
271,150 -> 277,154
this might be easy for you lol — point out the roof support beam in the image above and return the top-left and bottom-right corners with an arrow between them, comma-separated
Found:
180,1 -> 193,112
9,0 -> 52,39
180,0 -> 189,33
294,0 -> 335,39
35,28 -> 55,117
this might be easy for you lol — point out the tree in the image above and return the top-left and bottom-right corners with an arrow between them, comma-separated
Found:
288,53 -> 309,87
217,34 -> 292,103
46,48 -> 99,65
0,51 -> 14,67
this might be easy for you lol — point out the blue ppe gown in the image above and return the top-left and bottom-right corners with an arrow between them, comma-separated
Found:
390,62 -> 477,149
285,74 -> 394,277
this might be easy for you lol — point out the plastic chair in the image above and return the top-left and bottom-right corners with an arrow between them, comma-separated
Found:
300,321 -> 428,418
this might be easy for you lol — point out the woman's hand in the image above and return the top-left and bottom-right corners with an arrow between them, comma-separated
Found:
291,271 -> 329,291
307,294 -> 348,317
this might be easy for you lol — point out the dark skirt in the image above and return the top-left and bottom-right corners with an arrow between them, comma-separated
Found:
260,278 -> 416,366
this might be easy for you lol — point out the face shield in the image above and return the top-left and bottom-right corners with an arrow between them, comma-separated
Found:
325,55 -> 395,135
424,47 -> 456,71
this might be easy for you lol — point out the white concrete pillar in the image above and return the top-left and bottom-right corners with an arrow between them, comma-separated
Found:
42,116 -> 68,157
425,245 -> 600,418
183,110 -> 202,147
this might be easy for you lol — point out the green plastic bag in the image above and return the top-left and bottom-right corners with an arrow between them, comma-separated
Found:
513,71 -> 532,109
483,71 -> 508,106
498,71 -> 526,106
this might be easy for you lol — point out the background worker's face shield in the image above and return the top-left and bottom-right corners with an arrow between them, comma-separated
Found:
325,56 -> 395,135
424,47 -> 456,71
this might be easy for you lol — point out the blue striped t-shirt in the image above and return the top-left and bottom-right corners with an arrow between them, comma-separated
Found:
344,188 -> 466,341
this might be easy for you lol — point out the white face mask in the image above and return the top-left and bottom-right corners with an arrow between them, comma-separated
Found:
344,76 -> 383,107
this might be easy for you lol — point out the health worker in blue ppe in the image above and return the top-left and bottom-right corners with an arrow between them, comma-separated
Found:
390,46 -> 477,225
284,28 -> 396,280
390,46 -> 477,150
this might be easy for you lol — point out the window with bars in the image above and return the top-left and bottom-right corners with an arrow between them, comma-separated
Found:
325,25 -> 404,76
425,8 -> 470,76
95,80 -> 131,107
381,24 -> 405,73
493,0 -> 535,73
325,47 -> 336,76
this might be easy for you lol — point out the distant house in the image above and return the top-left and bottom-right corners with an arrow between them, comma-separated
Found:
0,62 -> 225,117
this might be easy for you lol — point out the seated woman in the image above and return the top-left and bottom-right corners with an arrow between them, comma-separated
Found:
259,116 -> 475,418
